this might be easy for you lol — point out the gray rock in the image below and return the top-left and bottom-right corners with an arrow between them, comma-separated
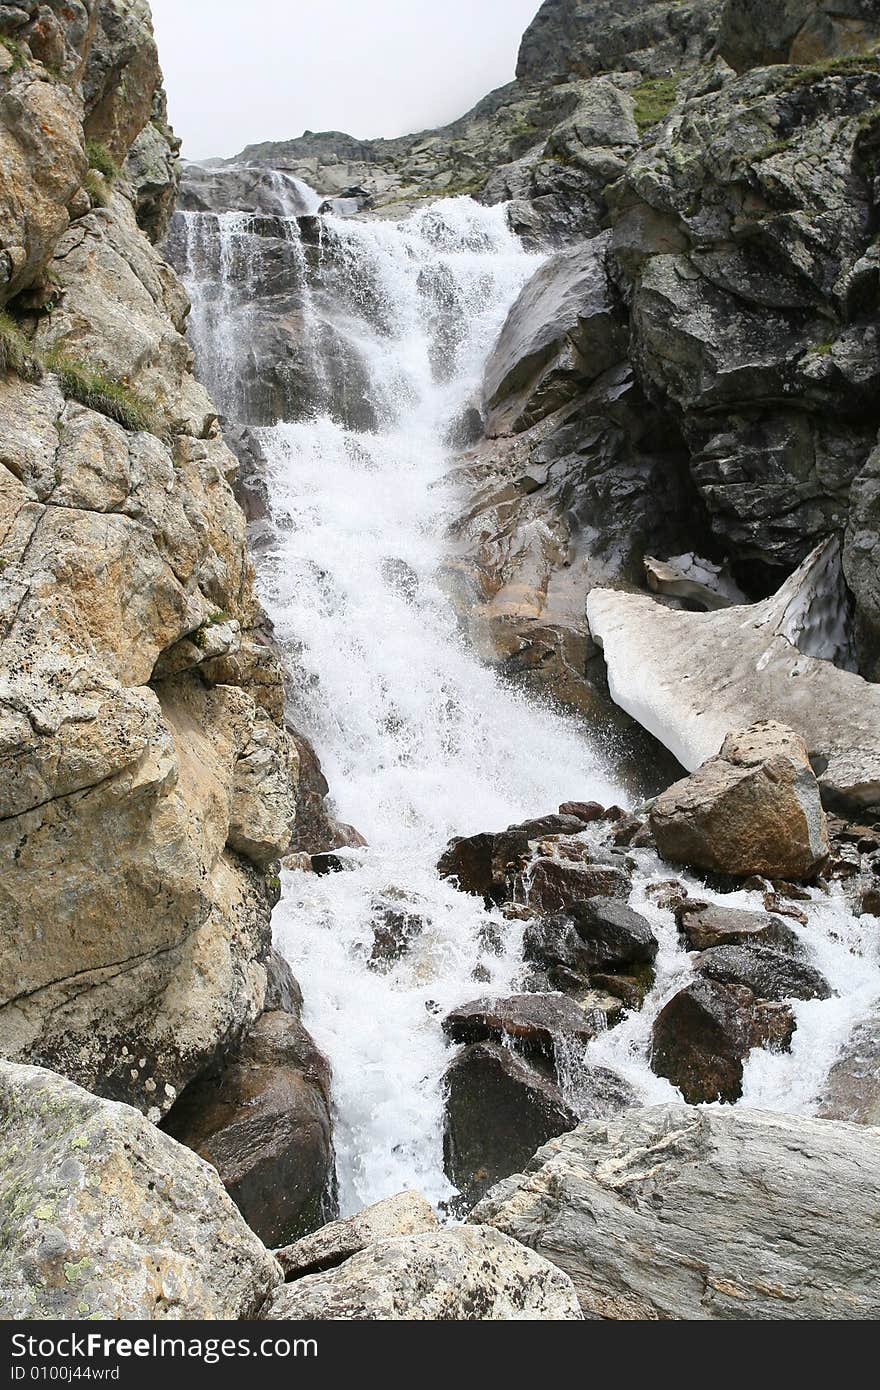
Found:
527,898 -> 658,974
0,1061 -> 281,1319
817,1010 -> 880,1126
483,233 -> 625,435
442,991 -> 604,1057
695,943 -> 832,1001
276,1191 -> 438,1280
264,1226 -> 583,1320
471,1104 -> 880,1319
516,0 -> 717,84
676,902 -> 802,955
719,0 -> 880,73
844,435 -> 880,681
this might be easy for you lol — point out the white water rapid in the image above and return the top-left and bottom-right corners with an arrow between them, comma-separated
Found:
174,190 -> 880,1217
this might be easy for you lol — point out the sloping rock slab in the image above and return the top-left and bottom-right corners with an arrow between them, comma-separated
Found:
442,992 -> 601,1056
276,1191 -> 438,1281
471,1105 -> 880,1319
0,1061 -> 280,1320
586,587 -> 880,808
263,1226 -> 583,1320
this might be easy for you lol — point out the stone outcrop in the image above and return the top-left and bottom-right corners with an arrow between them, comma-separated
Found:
262,1226 -> 584,1320
650,722 -> 830,880
0,1060 -> 281,1320
471,1105 -> 880,1319
719,0 -> 880,73
0,2 -> 334,1156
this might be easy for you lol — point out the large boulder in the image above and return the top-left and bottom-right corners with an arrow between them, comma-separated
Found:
649,722 -> 830,879
442,1042 -> 578,1208
162,1011 -> 336,1248
675,901 -> 802,954
482,233 -> 626,435
471,1105 -> 880,1319
0,1061 -> 280,1319
437,814 -> 586,902
719,0 -> 880,72
276,1191 -> 438,1281
262,1226 -> 583,1320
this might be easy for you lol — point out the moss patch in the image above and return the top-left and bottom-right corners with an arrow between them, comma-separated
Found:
632,75 -> 680,131
781,46 -> 880,91
86,140 -> 119,181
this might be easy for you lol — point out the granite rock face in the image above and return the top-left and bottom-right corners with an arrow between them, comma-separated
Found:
0,1061 -> 281,1320
471,1105 -> 880,1319
0,4 -> 333,1129
263,1226 -> 584,1321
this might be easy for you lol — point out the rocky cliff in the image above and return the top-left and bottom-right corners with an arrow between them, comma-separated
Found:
0,0 -> 335,1241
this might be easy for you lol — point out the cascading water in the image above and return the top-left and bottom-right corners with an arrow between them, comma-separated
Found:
173,187 -> 880,1215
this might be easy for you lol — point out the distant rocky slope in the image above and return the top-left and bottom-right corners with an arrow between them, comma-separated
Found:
0,0 -> 335,1243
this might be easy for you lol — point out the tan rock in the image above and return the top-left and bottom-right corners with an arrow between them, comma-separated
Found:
276,1191 -> 439,1281
650,721 -> 830,881
0,66 -> 86,306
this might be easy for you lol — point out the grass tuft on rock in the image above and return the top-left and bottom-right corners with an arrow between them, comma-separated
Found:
46,349 -> 155,433
0,312 -> 44,383
632,75 -> 680,132
85,140 -> 119,181
781,46 -> 880,91
83,170 -> 111,209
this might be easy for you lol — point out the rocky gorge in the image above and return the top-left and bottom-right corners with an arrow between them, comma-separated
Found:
1,0 -> 880,1322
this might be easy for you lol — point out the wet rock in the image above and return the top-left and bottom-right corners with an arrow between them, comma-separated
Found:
650,722 -> 830,881
694,944 -> 832,1002
437,814 -> 585,902
523,855 -> 631,912
817,1010 -> 880,1126
558,800 -> 605,822
263,950 -> 304,1018
162,1012 -> 336,1248
471,1105 -> 880,1319
590,968 -> 655,1010
526,898 -> 658,977
263,1225 -> 583,1320
675,902 -> 802,955
483,233 -> 625,436
651,978 -> 795,1104
276,1191 -> 438,1281
369,900 -> 424,970
442,992 -> 603,1059
443,1042 -> 577,1207
0,1061 -> 280,1320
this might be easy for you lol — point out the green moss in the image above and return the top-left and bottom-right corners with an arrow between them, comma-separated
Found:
808,340 -> 834,355
0,36 -> 28,72
632,75 -> 680,132
46,349 -> 156,433
86,140 -> 119,181
0,312 -> 43,383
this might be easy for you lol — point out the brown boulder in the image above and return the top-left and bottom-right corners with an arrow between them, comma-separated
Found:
163,1011 -> 336,1247
675,901 -> 802,954
442,992 -> 603,1060
443,1042 -> 578,1208
437,814 -> 586,901
650,722 -> 830,881
522,855 -> 631,912
651,978 -> 795,1103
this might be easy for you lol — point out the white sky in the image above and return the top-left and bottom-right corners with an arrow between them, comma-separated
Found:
151,0 -> 543,161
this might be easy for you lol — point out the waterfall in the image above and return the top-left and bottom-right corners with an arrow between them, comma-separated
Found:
173,190 -> 880,1215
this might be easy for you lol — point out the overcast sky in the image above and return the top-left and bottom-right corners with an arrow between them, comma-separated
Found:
151,0 -> 542,161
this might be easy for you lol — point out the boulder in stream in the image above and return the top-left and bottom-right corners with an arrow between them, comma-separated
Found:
675,901 -> 802,955
442,992 -> 605,1059
276,1191 -> 439,1280
470,1105 -> 880,1319
694,943 -> 832,1002
650,722 -> 830,881
651,977 -> 795,1103
525,897 -> 658,976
